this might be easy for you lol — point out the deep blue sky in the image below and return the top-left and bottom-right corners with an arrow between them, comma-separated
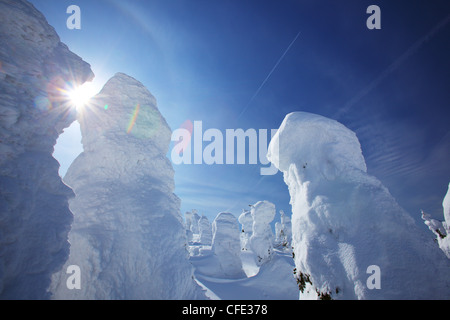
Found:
31,0 -> 450,226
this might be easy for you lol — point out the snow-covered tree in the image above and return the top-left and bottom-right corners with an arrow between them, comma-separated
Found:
50,73 -> 204,299
198,215 -> 212,245
184,209 -> 201,237
211,212 -> 246,278
268,111 -> 450,299
422,182 -> 450,259
190,210 -> 201,235
185,211 -> 193,231
249,201 -> 276,265
275,222 -> 282,244
275,210 -> 292,249
238,209 -> 253,250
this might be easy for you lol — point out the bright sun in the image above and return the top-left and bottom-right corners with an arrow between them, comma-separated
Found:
68,82 -> 97,111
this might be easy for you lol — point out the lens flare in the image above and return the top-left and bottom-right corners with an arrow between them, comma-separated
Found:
68,82 -> 96,111
127,103 -> 140,134
176,119 -> 193,155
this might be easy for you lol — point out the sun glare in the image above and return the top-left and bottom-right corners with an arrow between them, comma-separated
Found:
68,82 -> 97,111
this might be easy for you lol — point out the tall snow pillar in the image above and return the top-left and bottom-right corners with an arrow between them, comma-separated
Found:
190,210 -> 201,235
249,201 -> 276,265
50,73 -> 204,299
211,212 -> 246,279
238,209 -> 253,250
280,210 -> 292,248
198,215 -> 212,245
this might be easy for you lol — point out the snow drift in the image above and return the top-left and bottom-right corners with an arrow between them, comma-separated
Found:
194,250 -> 298,300
50,73 -> 204,299
267,112 -> 450,299
0,0 -> 93,299
191,207 -> 298,299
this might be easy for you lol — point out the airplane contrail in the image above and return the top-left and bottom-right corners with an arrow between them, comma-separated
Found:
238,31 -> 301,120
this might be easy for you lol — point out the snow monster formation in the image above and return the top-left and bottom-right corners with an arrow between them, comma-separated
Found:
267,112 -> 450,299
51,73 -> 204,299
238,209 -> 253,250
211,212 -> 246,279
198,215 -> 212,245
275,210 -> 292,249
189,210 -> 201,235
249,201 -> 275,265
0,0 -> 93,299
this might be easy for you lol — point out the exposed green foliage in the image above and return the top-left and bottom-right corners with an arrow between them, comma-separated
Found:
436,229 -> 447,239
293,269 -> 312,293
317,290 -> 332,300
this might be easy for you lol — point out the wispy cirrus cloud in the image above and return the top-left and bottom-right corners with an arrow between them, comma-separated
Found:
354,116 -> 450,218
334,13 -> 450,120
